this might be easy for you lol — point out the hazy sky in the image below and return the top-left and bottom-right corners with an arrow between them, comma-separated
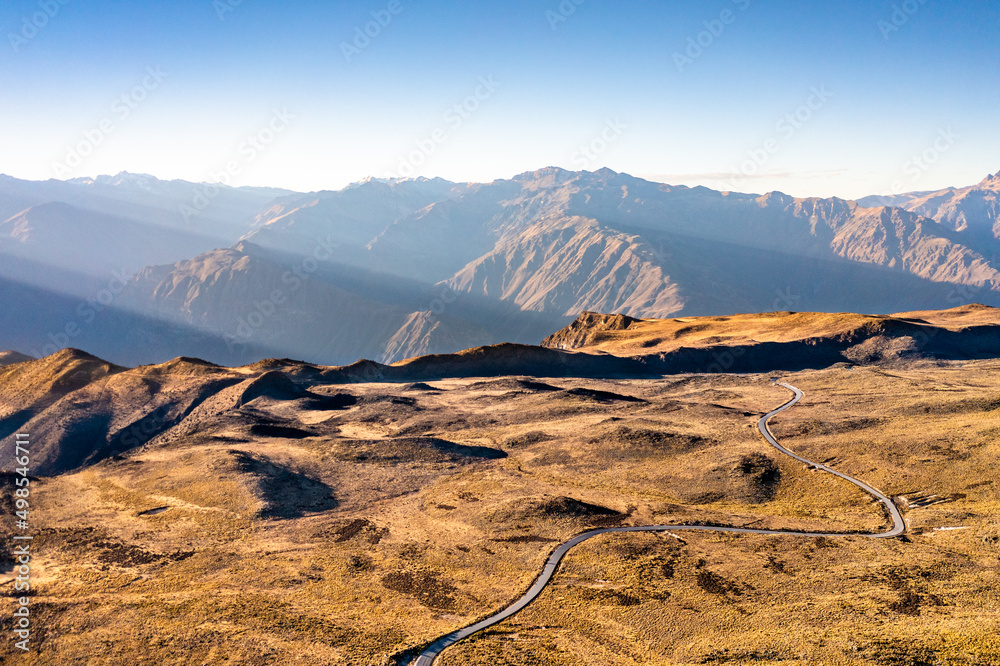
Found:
1,0 -> 997,199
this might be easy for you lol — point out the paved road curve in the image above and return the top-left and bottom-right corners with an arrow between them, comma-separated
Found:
409,382 -> 905,665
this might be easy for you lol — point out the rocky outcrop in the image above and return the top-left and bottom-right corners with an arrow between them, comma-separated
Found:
541,312 -> 640,350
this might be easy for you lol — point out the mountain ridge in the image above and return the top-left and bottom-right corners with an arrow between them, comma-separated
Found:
4,304 -> 999,475
4,167 -> 1000,367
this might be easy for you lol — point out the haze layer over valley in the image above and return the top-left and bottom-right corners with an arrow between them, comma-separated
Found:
4,168 -> 1000,368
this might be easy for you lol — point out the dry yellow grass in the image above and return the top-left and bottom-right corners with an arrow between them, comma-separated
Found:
544,304 -> 1000,357
2,361 -> 998,665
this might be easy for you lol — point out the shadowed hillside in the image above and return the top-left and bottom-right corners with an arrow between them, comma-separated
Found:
542,304 -> 1000,363
3,348 -> 1000,664
6,169 -> 1000,368
4,304 -> 1000,476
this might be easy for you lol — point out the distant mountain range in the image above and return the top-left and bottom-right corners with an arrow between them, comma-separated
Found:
2,167 -> 999,366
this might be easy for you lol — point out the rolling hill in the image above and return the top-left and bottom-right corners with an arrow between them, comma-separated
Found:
4,304 -> 999,476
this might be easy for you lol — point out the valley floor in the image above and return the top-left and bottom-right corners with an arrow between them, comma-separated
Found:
3,361 -> 999,665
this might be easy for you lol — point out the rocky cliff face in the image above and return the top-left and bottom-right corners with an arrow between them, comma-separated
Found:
380,311 -> 493,364
118,245 -> 424,365
858,172 -> 1000,256
5,168 -> 1000,367
829,206 -> 1000,287
447,216 -> 683,317
242,177 -> 470,259
541,312 -> 640,350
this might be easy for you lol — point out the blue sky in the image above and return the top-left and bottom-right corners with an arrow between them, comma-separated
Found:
1,0 -> 997,198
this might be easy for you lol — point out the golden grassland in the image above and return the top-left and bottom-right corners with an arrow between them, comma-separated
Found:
2,361 -> 999,665
547,304 -> 1000,357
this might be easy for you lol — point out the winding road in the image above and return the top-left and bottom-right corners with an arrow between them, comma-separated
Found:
409,382 -> 905,665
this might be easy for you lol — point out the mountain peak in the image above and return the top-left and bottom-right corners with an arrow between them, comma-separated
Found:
231,239 -> 265,255
975,170 -> 1000,191
0,350 -> 34,366
69,171 -> 160,188
6,200 -> 73,216
513,166 -> 574,181
347,175 -> 404,189
345,175 -> 460,194
757,191 -> 795,207
48,347 -> 107,362
511,166 -> 637,190
3,200 -> 81,228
